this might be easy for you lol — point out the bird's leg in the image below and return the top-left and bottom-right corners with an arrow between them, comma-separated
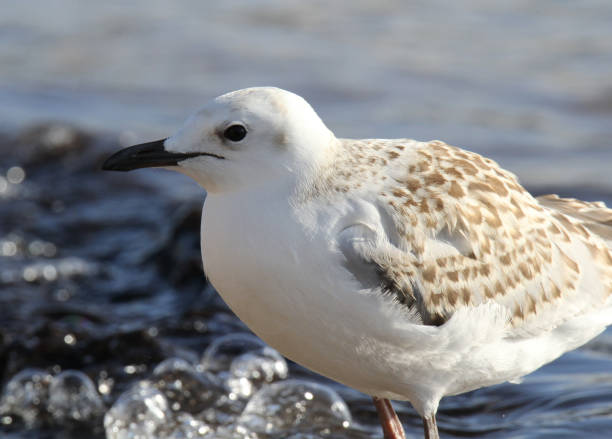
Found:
372,397 -> 407,439
423,415 -> 439,439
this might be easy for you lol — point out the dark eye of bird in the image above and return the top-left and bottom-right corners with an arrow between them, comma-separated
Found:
223,124 -> 247,142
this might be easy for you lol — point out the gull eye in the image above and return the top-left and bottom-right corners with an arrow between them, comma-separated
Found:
223,124 -> 247,142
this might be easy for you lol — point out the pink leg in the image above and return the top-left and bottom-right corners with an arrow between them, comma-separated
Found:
423,415 -> 439,439
372,397 -> 407,439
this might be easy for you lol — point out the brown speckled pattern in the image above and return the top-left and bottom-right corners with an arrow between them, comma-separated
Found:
307,139 -> 612,328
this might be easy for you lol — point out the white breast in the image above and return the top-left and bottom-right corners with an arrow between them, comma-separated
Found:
202,189 -> 420,394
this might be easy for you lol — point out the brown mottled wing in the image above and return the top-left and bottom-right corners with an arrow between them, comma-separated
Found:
375,141 -> 612,328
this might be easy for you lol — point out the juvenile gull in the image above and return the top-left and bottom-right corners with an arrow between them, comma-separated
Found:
103,87 -> 612,439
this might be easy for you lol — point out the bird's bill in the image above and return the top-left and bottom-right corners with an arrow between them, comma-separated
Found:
102,138 -> 194,172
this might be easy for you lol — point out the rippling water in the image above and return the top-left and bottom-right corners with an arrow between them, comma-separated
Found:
2,1 -> 612,438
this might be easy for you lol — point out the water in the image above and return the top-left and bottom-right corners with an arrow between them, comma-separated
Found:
1,1 -> 612,437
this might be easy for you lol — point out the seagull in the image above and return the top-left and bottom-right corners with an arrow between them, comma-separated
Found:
103,87 -> 612,439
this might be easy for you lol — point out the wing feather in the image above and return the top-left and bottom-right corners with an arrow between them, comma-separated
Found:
333,140 -> 612,331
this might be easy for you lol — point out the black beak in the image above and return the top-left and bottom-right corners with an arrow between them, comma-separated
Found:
102,138 -> 224,172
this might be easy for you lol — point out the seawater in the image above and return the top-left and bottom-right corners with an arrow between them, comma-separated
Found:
1,1 -> 612,437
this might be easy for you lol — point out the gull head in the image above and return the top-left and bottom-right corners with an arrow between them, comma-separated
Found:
103,87 -> 336,193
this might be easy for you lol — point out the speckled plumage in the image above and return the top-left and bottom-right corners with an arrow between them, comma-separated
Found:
301,138 -> 612,331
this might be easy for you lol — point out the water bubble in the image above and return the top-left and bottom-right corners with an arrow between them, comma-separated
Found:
57,257 -> 95,277
227,347 -> 288,399
124,364 -> 146,375
98,382 -> 112,396
1,240 -> 17,257
42,264 -> 58,281
152,358 -> 222,414
104,381 -> 171,439
163,413 -> 213,438
0,368 -> 53,427
201,333 -> 267,375
43,125 -> 76,147
7,166 -> 25,184
153,357 -> 196,375
97,371 -> 114,396
48,370 -> 104,423
237,379 -> 352,435
190,392 -> 244,427
54,288 -> 71,302
63,334 -> 76,346
28,240 -> 45,256
43,242 -> 57,257
215,424 -> 257,439
22,266 -> 39,282
26,240 -> 57,258
20,262 -> 63,283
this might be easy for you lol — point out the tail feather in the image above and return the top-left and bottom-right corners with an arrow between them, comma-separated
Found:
537,194 -> 612,245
